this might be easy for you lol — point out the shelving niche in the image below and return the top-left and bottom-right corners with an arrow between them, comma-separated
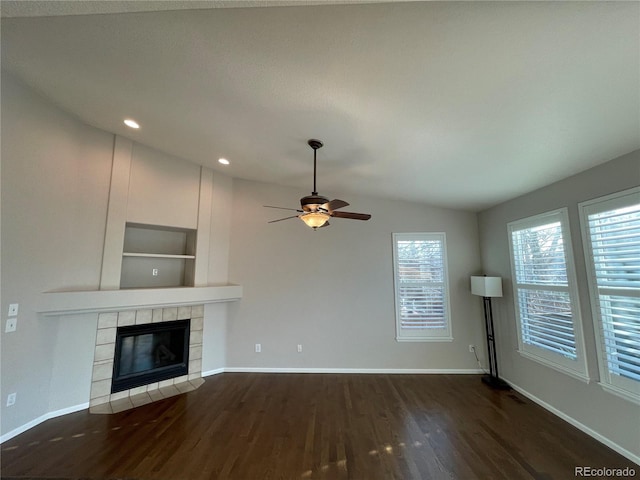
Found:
120,223 -> 196,289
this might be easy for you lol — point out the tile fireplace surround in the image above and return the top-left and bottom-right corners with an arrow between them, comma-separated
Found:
89,304 -> 204,413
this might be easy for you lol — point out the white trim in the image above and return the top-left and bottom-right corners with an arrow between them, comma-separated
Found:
599,382 -> 640,406
0,402 -> 89,444
122,252 -> 195,259
100,135 -> 133,290
223,367 -> 483,374
578,187 -> 640,405
502,376 -> 640,467
517,349 -> 591,384
396,336 -> 454,342
194,167 -> 214,287
37,284 -> 242,316
579,186 -> 640,211
201,368 -> 225,377
392,232 -> 453,341
507,207 -> 590,378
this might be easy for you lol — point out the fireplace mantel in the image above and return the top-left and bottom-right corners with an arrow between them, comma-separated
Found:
37,284 -> 242,316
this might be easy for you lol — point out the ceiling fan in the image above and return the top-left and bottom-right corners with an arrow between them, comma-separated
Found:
265,139 -> 372,230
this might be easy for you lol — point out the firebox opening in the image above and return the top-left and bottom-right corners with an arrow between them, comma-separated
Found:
111,319 -> 190,393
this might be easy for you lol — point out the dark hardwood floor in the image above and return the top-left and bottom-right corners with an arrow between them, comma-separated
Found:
1,373 -> 636,479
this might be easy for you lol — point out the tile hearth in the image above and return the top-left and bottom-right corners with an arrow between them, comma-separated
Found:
89,304 -> 204,414
90,377 -> 205,414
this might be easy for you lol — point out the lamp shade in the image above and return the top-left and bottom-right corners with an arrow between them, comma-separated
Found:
471,276 -> 503,297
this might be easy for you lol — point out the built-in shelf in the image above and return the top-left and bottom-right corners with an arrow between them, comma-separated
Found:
122,253 -> 196,259
121,223 -> 197,289
37,285 -> 243,316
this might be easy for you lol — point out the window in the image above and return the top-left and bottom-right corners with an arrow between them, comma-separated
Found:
508,208 -> 588,380
392,233 -> 452,341
579,187 -> 640,404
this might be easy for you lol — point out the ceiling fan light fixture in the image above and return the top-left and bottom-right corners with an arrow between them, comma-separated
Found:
300,212 -> 330,229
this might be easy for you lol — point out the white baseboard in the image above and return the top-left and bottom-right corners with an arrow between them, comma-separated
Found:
0,402 -> 89,444
222,367 -> 484,374
503,376 -> 640,467
201,367 -> 225,377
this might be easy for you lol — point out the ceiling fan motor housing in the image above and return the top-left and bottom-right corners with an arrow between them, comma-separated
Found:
300,194 -> 329,212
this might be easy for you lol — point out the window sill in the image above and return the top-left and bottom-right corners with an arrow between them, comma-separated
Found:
517,349 -> 591,384
396,336 -> 454,343
599,382 -> 640,406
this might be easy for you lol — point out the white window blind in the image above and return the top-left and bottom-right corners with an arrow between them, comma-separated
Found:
512,221 -> 576,358
580,187 -> 640,403
508,209 -> 587,379
392,233 -> 452,341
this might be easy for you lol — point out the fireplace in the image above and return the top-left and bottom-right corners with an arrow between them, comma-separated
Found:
111,319 -> 190,393
89,305 -> 205,413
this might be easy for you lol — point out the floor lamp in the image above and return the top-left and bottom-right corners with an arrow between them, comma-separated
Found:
471,276 -> 510,390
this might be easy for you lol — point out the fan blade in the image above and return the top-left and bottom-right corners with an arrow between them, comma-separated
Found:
323,199 -> 349,211
331,211 -> 371,221
268,215 -> 299,223
264,205 -> 303,212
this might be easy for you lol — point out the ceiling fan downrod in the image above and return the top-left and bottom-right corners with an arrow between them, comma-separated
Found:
308,139 -> 323,196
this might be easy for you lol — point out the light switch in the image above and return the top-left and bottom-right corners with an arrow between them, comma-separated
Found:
8,304 -> 18,316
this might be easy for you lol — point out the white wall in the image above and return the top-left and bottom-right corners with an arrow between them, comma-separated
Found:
128,143 -> 202,229
201,173 -> 234,374
226,179 -> 485,371
1,73 -> 114,435
477,150 -> 640,461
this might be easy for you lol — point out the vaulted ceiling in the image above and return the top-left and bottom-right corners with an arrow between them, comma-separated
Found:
2,1 -> 638,211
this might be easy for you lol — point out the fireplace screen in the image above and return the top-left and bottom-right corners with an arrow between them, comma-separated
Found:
111,319 -> 190,393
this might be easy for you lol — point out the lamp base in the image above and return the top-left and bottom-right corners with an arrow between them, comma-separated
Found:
481,375 -> 511,390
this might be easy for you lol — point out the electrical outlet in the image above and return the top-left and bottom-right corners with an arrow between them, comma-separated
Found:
297,344 -> 303,353
255,343 -> 261,353
469,344 -> 475,353
6,393 -> 16,407
5,318 -> 17,333
8,304 -> 19,316
152,268 -> 159,277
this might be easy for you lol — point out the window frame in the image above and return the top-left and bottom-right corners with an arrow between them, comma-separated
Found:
579,186 -> 640,404
507,208 -> 589,381
392,232 -> 453,342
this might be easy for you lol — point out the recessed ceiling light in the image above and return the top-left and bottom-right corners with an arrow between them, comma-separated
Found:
218,158 -> 230,165
124,119 -> 140,129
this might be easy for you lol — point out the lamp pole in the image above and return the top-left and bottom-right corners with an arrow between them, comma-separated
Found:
481,295 -> 509,389
471,276 -> 510,390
